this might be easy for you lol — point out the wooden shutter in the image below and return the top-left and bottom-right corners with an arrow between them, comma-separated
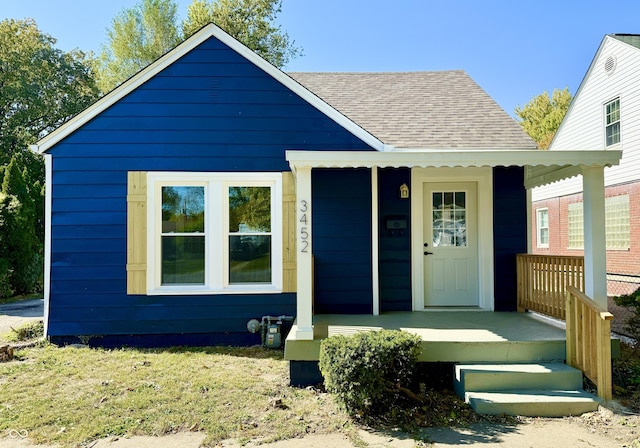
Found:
127,172 -> 147,294
282,171 -> 297,292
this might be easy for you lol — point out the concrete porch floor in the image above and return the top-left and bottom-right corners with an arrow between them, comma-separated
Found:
284,311 -> 570,363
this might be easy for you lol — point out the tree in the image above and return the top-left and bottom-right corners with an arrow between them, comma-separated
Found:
0,19 -> 100,180
515,87 -> 573,149
0,157 -> 40,295
0,18 -> 97,296
182,0 -> 302,68
94,0 -> 181,92
95,0 -> 302,92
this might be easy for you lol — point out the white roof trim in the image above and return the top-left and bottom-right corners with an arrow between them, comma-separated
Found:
35,23 -> 385,154
286,149 -> 622,188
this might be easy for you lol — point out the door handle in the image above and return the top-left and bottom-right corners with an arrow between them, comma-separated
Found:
424,251 -> 433,256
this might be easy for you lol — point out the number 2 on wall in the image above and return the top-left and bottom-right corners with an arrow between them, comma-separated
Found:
299,200 -> 309,253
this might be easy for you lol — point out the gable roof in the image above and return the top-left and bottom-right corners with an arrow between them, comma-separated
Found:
35,23 -> 385,153
548,33 -> 640,150
290,71 -> 536,149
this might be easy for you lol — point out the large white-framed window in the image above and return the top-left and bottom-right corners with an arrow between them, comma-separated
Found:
536,208 -> 549,248
566,195 -> 630,250
147,172 -> 282,295
604,97 -> 621,147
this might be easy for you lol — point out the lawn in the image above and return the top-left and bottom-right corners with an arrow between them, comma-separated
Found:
0,344 -> 356,447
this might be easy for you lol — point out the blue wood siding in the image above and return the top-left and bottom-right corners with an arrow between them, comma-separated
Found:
492,167 -> 527,311
47,35 -> 374,339
312,169 -> 373,314
378,168 -> 412,311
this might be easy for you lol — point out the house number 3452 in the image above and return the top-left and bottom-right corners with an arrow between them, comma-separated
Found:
299,200 -> 309,253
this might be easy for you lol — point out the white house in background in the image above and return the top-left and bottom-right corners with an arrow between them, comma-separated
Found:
532,34 -> 640,297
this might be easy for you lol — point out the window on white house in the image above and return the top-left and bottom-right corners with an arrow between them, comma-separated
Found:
536,208 -> 549,247
148,172 -> 282,294
605,97 -> 620,147
566,195 -> 630,250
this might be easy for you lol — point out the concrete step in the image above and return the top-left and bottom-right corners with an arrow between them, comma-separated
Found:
465,389 -> 600,417
454,363 -> 583,396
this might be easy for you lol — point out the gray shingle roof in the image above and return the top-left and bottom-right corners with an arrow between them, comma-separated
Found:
610,34 -> 640,49
288,70 -> 537,150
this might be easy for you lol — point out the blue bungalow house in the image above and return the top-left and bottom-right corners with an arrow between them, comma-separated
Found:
34,24 -> 620,410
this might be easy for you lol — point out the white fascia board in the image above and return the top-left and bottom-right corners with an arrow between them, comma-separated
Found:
37,24 -> 384,153
286,149 -> 622,170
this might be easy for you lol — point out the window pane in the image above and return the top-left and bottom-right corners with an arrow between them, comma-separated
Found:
162,236 -> 205,284
540,228 -> 549,245
162,186 -> 204,233
229,186 -> 271,233
433,192 -> 442,210
432,190 -> 466,247
229,235 -> 272,283
606,122 -> 620,146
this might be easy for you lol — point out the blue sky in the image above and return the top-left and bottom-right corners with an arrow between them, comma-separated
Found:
3,0 -> 640,117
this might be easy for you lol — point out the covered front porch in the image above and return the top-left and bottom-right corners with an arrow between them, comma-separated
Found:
285,149 -> 622,344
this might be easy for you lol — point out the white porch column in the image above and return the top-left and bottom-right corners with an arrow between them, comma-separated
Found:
295,166 -> 314,340
371,167 -> 380,315
582,166 -> 607,309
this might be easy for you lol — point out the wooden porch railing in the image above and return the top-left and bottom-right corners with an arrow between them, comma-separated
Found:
566,285 -> 613,400
516,254 -> 584,320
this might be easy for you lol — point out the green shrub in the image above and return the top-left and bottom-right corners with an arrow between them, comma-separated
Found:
319,329 -> 421,416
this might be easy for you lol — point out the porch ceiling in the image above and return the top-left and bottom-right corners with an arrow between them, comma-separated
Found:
285,149 -> 622,188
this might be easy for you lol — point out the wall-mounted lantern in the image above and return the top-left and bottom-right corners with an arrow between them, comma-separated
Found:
399,183 -> 409,199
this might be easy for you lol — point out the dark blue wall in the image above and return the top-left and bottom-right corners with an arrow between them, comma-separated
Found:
47,36 -> 373,341
492,167 -> 527,311
378,168 -> 412,311
312,169 -> 373,314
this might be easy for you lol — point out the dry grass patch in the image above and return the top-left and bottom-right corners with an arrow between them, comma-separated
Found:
0,344 -> 355,447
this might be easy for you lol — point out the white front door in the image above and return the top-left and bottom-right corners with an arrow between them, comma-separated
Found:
423,182 -> 479,307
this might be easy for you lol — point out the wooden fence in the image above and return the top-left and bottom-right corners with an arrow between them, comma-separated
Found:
566,285 -> 613,400
516,254 -> 584,320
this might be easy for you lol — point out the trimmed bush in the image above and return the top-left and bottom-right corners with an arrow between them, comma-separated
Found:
319,329 -> 421,416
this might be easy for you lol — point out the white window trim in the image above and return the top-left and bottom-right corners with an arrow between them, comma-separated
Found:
604,97 -> 621,148
536,208 -> 549,248
146,172 -> 283,295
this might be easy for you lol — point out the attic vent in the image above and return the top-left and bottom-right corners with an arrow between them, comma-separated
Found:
604,55 -> 617,75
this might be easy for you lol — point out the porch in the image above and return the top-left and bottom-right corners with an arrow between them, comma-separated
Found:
285,254 -> 617,413
284,310 -> 568,363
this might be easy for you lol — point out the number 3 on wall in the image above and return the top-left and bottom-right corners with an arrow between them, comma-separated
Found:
299,200 -> 309,253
